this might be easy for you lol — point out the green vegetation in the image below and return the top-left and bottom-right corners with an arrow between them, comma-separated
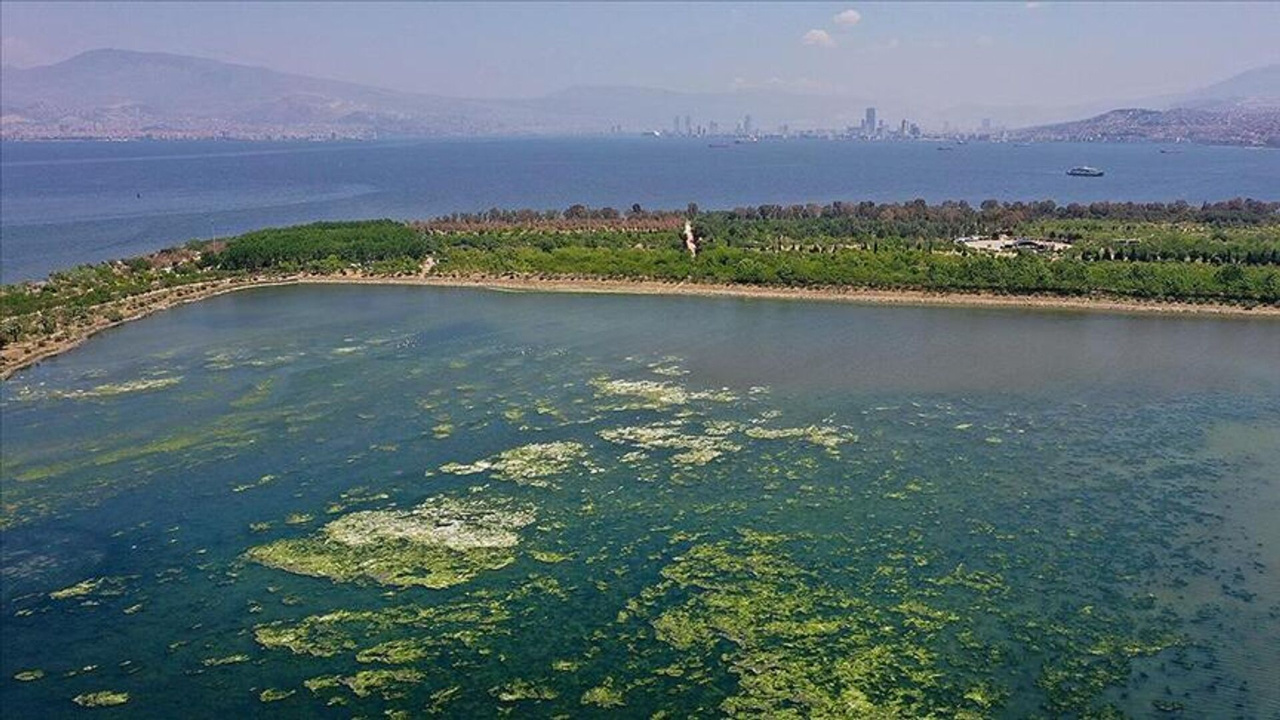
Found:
3,201 -> 1276,360
216,220 -> 429,271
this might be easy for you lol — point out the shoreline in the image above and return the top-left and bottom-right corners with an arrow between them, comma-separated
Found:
4,273 -> 1278,380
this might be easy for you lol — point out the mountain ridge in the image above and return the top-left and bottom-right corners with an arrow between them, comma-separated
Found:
3,49 -> 1278,142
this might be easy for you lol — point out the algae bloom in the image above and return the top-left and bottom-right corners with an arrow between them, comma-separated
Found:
439,441 -> 589,486
72,691 -> 130,708
246,496 -> 536,588
591,377 -> 736,410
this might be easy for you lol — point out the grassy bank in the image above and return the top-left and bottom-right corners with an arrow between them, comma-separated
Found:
3,201 -> 1278,377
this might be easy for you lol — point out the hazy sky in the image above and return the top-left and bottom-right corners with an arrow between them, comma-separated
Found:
3,1 -> 1278,108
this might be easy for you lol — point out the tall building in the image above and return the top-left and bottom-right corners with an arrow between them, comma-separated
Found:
673,116 -> 681,136
864,107 -> 877,135
743,114 -> 753,136
684,115 -> 692,136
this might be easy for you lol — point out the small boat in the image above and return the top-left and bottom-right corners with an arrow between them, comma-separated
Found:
708,143 -> 730,148
1066,166 -> 1104,177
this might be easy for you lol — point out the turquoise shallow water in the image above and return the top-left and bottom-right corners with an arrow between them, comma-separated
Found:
2,286 -> 1279,718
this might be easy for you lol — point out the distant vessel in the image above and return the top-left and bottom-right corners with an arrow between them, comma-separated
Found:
708,142 -> 730,148
1066,166 -> 1104,177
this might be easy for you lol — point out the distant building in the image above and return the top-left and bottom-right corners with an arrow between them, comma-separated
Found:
684,115 -> 692,136
673,116 -> 681,136
865,107 -> 877,135
743,114 -> 753,136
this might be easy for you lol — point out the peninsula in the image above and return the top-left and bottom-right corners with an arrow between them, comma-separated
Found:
3,199 -> 1278,379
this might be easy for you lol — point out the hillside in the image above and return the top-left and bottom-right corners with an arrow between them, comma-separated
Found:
1170,64 -> 1280,110
5,50 -> 1279,142
1010,65 -> 1280,146
0,49 -> 585,139
1010,107 -> 1280,147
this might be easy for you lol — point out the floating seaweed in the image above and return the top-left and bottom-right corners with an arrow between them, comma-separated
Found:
440,441 -> 590,487
72,691 -> 130,708
246,496 -> 536,588
599,422 -> 741,466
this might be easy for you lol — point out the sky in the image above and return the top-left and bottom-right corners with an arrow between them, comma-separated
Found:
3,1 -> 1278,110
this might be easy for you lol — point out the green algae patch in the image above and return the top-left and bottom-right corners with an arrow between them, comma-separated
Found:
744,424 -> 857,454
590,377 -> 737,410
341,669 -> 425,699
14,669 -> 45,681
246,496 -> 535,588
230,379 -> 274,409
355,638 -> 434,665
493,679 -> 559,702
49,576 -> 130,601
440,441 -> 590,487
599,422 -> 741,466
72,691 -> 130,708
581,678 -> 626,708
530,550 -> 572,564
202,654 -> 250,667
232,474 -> 276,493
41,377 -> 182,401
256,598 -> 511,664
259,688 -> 295,703
621,533 -> 1003,718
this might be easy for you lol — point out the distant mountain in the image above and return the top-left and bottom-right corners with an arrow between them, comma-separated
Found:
5,49 -> 1279,142
1008,65 -> 1280,146
1168,64 -> 1280,110
0,49 -> 587,139
0,50 -> 883,140
1010,107 -> 1280,147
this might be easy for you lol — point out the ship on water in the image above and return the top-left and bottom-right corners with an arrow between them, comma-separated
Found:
1067,166 -> 1105,177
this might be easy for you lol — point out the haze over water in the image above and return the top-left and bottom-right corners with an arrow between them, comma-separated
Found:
2,286 -> 1278,717
3,138 -> 1278,282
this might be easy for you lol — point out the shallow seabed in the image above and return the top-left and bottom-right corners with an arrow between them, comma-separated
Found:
2,285 -> 1278,718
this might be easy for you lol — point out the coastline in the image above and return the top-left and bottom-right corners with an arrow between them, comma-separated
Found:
4,273 -> 1278,380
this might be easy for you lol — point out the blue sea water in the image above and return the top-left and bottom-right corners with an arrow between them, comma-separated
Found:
2,286 -> 1279,717
2,137 -> 1278,282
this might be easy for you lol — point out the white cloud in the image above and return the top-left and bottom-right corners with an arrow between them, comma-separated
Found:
833,9 -> 862,27
1024,2 -> 1042,8
976,34 -> 995,47
802,29 -> 837,48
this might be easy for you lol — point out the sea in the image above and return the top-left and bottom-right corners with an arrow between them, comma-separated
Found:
2,138 -> 1279,717
2,286 -> 1279,718
2,137 -> 1278,282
